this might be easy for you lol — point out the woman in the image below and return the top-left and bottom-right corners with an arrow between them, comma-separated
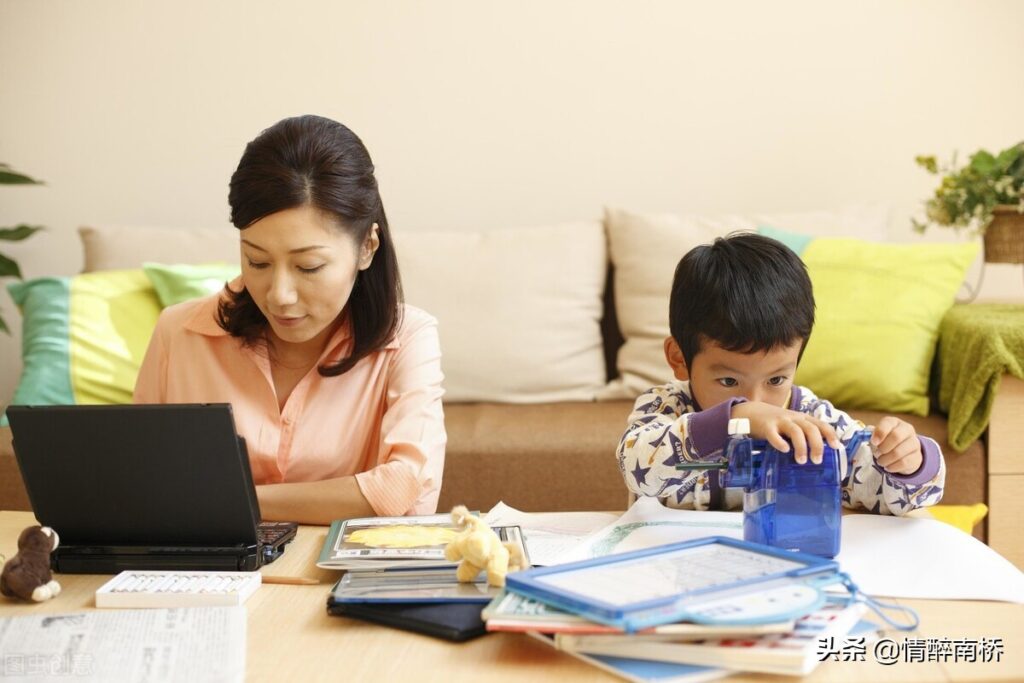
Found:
134,115 -> 446,525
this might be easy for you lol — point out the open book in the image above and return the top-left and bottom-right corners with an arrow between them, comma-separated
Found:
316,512 -> 527,571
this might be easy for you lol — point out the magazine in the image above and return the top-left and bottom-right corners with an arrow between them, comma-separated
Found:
316,513 -> 528,570
329,567 -> 500,604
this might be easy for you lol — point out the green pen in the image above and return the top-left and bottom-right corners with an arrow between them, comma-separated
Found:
675,461 -> 729,471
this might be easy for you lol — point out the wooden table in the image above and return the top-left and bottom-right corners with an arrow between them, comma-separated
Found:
1,511 -> 1021,682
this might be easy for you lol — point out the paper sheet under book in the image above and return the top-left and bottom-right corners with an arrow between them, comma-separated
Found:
484,501 -> 618,566
556,497 -> 1024,603
0,607 -> 246,683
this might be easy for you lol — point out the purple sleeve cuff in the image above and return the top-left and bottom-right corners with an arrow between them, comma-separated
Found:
688,398 -> 747,458
885,436 -> 942,486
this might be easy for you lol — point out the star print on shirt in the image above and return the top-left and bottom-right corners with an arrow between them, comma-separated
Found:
648,424 -> 672,449
632,460 -> 651,487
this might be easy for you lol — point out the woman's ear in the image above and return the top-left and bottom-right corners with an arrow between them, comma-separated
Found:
358,223 -> 381,271
664,337 -> 690,380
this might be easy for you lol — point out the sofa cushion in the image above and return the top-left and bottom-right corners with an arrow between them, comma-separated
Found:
5,270 -> 161,412
438,401 -> 635,512
143,262 -> 240,307
80,225 -> 238,272
602,205 -> 890,398
395,222 -> 608,403
775,230 -> 978,416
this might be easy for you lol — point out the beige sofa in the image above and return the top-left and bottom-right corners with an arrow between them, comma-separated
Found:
0,208 -> 1015,566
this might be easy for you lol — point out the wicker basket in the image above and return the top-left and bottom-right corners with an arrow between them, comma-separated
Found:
983,205 -> 1024,264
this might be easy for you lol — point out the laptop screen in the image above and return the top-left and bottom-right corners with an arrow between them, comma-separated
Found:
6,404 -> 260,547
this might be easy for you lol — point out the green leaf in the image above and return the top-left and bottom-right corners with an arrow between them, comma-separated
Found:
969,150 -> 997,176
0,313 -> 8,335
0,163 -> 43,185
0,225 -> 43,241
995,145 -> 1020,170
915,155 -> 938,174
0,253 -> 22,279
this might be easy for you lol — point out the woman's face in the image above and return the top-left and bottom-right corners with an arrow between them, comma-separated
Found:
240,204 -> 378,354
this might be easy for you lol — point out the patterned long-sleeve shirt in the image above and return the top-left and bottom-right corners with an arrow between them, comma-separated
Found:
616,380 -> 945,515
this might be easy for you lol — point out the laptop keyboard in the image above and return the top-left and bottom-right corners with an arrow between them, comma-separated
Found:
257,521 -> 298,564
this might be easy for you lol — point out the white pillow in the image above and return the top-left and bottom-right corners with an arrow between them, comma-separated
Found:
80,225 -> 238,272
601,205 -> 890,399
394,222 -> 607,403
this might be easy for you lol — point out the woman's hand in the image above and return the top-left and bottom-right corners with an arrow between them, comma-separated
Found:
731,401 -> 840,465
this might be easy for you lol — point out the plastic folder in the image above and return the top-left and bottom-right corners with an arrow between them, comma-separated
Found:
505,536 -> 840,633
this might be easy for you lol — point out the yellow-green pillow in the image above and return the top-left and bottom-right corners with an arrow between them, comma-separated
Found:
6,270 -> 161,415
143,262 -> 240,308
793,237 -> 978,415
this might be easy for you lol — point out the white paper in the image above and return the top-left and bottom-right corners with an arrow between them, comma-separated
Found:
546,497 -> 1024,603
837,514 -> 1024,603
484,501 -> 619,566
0,607 -> 246,682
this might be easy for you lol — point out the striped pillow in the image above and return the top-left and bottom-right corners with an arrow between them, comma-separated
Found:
5,270 -> 161,418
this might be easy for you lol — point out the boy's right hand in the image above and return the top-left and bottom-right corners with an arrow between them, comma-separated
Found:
731,401 -> 840,465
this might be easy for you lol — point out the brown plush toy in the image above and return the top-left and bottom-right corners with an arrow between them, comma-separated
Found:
444,505 -> 526,587
0,526 -> 61,602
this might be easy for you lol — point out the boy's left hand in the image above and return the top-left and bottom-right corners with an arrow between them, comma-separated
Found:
871,416 -> 923,475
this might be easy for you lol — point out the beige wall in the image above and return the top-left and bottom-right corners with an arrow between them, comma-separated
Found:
1,0 -> 1023,403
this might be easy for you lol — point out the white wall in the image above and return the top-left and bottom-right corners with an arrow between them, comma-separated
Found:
2,0 -> 1023,403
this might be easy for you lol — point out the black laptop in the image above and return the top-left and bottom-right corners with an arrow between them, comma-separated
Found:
6,403 -> 297,574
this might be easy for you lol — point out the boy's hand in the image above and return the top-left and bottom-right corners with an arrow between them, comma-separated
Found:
732,401 -> 840,465
871,416 -> 923,475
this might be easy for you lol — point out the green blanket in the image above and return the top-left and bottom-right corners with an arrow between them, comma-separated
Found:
937,304 -> 1024,451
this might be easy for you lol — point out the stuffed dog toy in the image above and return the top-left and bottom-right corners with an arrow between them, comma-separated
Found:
444,506 -> 526,587
1,525 -> 61,602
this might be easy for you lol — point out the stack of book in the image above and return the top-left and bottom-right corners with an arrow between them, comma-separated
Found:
318,513 -> 528,641
487,536 -> 879,681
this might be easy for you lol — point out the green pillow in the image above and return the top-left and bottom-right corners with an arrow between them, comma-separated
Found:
143,262 -> 240,308
4,270 -> 162,422
758,228 -> 978,415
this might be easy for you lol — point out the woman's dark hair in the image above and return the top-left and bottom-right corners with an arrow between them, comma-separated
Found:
218,114 -> 402,376
668,232 -> 815,369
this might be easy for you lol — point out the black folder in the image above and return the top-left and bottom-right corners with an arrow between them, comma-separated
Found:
327,600 -> 488,642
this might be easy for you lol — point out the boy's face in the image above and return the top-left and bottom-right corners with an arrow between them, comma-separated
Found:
664,336 -> 802,410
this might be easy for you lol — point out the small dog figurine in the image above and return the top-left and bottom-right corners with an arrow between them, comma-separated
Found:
1,525 -> 61,602
444,506 -> 526,587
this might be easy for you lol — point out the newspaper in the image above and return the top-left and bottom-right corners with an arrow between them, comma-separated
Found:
0,607 -> 245,682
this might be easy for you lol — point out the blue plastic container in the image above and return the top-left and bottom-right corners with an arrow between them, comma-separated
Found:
724,433 -> 842,558
722,422 -> 873,558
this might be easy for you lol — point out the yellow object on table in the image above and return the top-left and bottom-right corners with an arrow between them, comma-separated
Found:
927,503 -> 988,535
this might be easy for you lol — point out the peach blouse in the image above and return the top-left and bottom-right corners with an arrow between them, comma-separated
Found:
133,293 -> 446,516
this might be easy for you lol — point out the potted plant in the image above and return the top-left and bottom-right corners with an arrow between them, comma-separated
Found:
0,163 -> 44,333
912,141 -> 1024,264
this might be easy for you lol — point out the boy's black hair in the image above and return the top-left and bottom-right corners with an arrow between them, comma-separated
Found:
669,232 -> 815,369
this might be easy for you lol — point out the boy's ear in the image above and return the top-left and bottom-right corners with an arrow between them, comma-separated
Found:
664,337 -> 690,381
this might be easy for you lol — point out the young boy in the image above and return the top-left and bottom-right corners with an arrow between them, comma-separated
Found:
617,232 -> 945,514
